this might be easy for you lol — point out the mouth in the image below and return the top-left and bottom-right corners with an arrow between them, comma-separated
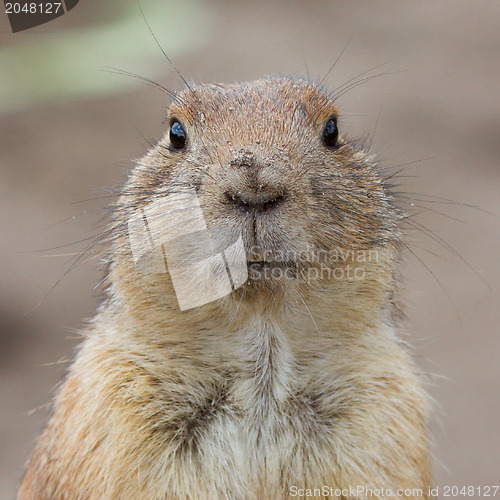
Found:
247,259 -> 296,269
245,248 -> 299,270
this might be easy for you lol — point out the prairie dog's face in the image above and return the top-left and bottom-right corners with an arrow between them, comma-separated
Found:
117,78 -> 400,300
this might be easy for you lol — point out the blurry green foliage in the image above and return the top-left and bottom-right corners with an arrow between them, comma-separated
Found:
0,0 -> 213,113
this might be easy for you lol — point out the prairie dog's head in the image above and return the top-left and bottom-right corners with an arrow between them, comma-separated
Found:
112,77 -> 402,315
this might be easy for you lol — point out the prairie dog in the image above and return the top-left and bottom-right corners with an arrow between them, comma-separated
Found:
19,77 -> 433,499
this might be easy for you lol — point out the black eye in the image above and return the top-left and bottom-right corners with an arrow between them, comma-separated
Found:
169,119 -> 187,150
323,118 -> 339,148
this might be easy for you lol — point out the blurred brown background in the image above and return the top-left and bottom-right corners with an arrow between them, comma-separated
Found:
1,0 -> 499,497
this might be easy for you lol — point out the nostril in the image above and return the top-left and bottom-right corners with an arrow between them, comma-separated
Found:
226,191 -> 285,213
261,194 -> 284,211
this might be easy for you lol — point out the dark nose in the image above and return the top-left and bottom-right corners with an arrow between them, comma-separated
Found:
226,190 -> 285,213
225,147 -> 286,212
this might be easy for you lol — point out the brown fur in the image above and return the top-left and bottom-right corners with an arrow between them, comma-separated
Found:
18,77 -> 433,499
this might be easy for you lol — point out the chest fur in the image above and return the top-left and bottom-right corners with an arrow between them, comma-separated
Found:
142,323 -> 343,498
20,321 -> 431,499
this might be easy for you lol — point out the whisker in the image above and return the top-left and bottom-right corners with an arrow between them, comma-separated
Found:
401,242 -> 465,334
135,0 -> 200,106
319,35 -> 354,87
404,218 -> 491,290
